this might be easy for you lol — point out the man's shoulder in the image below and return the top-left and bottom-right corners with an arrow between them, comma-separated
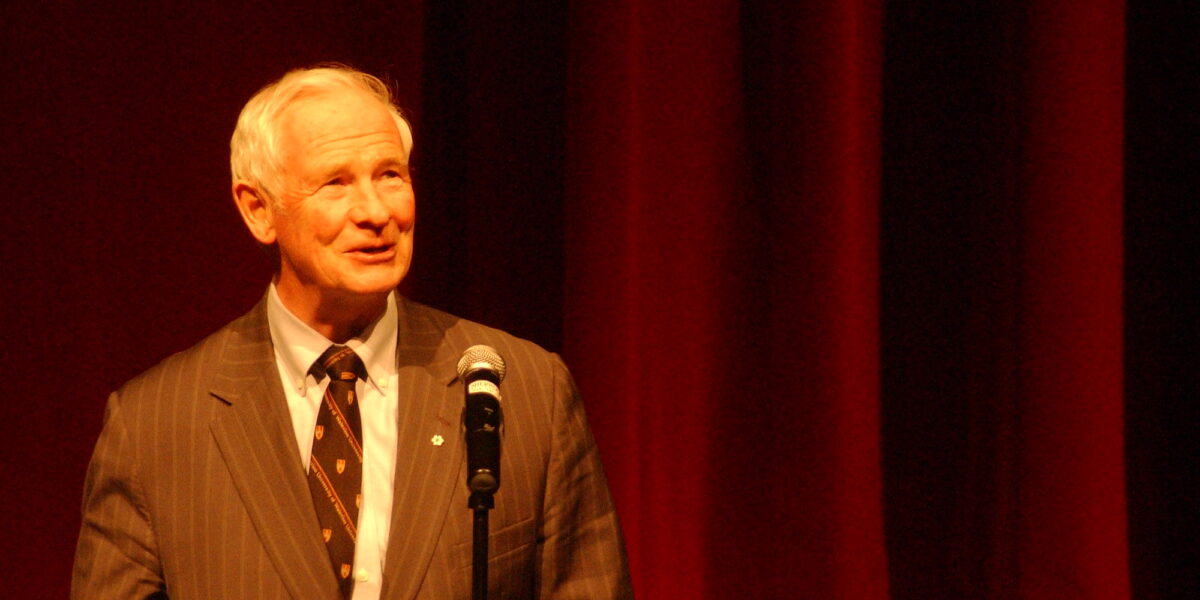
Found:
399,296 -> 568,378
116,303 -> 266,403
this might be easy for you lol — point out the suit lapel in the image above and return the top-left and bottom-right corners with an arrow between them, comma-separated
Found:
208,299 -> 340,599
380,297 -> 466,599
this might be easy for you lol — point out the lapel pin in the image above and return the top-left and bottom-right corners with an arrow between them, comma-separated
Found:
431,434 -> 445,446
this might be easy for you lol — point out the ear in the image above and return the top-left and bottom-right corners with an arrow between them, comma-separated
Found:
232,182 -> 277,245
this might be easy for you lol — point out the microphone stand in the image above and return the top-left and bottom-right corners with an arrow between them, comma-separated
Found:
459,346 -> 505,600
470,491 -> 494,600
465,390 -> 501,600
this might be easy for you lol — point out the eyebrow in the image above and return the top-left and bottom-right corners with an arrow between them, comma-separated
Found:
308,153 -> 406,179
376,156 -> 409,170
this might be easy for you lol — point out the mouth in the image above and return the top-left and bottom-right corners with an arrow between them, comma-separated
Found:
346,242 -> 397,262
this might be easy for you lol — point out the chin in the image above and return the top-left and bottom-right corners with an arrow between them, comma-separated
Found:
345,269 -> 407,296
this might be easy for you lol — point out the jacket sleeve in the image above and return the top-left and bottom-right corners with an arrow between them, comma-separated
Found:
71,391 -> 168,599
537,357 -> 634,599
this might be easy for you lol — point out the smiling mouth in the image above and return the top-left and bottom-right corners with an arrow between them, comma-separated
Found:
347,243 -> 397,261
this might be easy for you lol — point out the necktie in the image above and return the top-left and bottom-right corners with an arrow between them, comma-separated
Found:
308,345 -> 366,597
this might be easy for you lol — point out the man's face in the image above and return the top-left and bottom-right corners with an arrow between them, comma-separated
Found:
267,88 -> 415,307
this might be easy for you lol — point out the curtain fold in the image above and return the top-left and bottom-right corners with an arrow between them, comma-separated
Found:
564,2 -> 749,596
1010,1 -> 1127,597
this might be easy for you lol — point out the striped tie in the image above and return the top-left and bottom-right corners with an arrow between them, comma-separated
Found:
308,345 -> 366,597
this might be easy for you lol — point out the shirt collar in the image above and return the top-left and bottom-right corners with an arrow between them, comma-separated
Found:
266,284 -> 398,395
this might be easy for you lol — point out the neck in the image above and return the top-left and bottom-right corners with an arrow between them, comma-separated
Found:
274,281 -> 389,344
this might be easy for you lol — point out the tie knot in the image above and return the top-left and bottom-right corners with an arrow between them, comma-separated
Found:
311,345 -> 366,383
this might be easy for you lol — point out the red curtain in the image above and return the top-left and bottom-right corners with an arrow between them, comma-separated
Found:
563,0 -> 1126,597
565,1 -> 888,597
1010,3 -> 1127,596
3,1 -> 1191,598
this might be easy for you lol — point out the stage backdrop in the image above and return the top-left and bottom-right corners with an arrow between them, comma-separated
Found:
1,1 -> 1194,598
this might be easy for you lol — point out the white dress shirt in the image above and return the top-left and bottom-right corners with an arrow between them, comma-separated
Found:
266,284 -> 398,600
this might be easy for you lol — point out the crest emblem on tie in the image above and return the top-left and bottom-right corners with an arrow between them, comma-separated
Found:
314,425 -> 324,440
356,494 -> 362,508
337,459 -> 346,474
341,563 -> 352,579
323,528 -> 332,542
347,391 -> 355,405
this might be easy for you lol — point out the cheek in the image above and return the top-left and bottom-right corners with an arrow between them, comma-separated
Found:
390,191 -> 416,227
397,199 -> 416,226
306,208 -> 348,243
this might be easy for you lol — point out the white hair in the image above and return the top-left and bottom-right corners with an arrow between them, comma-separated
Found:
230,65 -> 414,201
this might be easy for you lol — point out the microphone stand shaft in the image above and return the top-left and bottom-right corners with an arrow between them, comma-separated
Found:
471,493 -> 492,600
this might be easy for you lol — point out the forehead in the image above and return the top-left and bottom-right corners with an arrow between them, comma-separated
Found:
276,88 -> 402,155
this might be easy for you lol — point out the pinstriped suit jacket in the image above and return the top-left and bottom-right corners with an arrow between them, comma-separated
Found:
72,294 -> 632,599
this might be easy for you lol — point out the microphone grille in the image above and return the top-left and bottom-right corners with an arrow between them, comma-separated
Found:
456,345 -> 507,382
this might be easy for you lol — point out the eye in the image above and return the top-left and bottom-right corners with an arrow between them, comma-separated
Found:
378,162 -> 410,181
324,177 -> 345,187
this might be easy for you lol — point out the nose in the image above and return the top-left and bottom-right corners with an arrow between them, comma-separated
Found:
349,181 -> 391,229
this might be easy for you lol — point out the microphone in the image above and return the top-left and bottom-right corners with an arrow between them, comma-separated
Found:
457,345 -> 506,496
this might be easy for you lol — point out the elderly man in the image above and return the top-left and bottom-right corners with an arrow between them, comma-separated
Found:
72,66 -> 632,599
